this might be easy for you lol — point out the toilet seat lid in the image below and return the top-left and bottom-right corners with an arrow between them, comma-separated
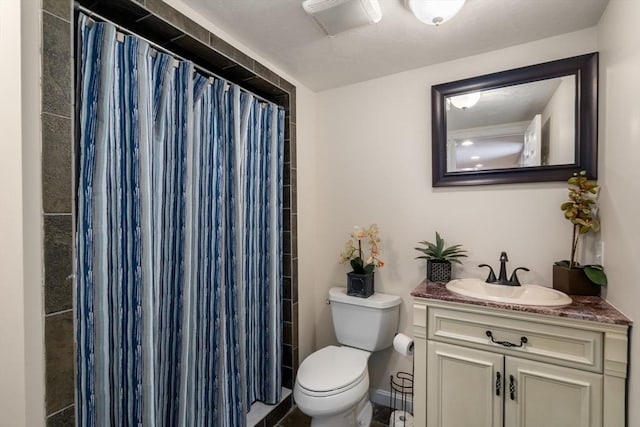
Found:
297,346 -> 369,393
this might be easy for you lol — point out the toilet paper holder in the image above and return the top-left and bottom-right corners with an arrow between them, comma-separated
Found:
389,370 -> 413,426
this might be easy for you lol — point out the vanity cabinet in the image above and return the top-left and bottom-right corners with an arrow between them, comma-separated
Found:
427,341 -> 602,427
412,285 -> 630,427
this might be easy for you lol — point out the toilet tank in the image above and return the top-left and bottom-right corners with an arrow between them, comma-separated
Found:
328,287 -> 401,352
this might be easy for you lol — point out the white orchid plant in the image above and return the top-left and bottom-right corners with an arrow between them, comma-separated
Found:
339,224 -> 384,275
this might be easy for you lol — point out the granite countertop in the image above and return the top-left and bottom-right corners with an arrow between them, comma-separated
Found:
411,280 -> 632,326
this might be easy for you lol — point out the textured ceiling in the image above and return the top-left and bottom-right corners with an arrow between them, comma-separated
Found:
182,0 -> 608,91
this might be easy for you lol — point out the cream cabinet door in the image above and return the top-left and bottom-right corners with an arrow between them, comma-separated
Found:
427,341 -> 503,427
504,357 -> 603,427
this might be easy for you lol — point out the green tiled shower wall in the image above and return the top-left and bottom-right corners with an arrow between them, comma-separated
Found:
41,0 -> 298,425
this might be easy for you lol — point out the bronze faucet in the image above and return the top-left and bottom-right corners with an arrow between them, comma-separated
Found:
479,252 -> 530,286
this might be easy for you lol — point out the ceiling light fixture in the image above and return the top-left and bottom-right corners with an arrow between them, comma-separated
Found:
460,140 -> 474,147
470,155 -> 480,160
450,92 -> 481,110
406,0 -> 465,26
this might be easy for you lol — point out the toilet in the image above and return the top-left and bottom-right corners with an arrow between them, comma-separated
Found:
294,287 -> 401,427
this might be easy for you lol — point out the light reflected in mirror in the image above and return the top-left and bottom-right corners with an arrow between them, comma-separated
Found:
446,76 -> 576,172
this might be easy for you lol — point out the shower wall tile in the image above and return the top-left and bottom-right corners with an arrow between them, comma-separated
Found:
290,170 -> 297,214
145,0 -> 209,42
282,366 -> 293,390
291,215 -> 298,259
42,12 -> 71,118
283,320 -> 298,349
47,405 -> 75,427
289,130 -> 297,169
283,185 -> 291,211
266,395 -> 293,426
283,208 -> 291,232
283,254 -> 292,277
136,14 -> 184,45
292,303 -> 299,335
283,277 -> 292,300
254,61 -> 281,88
291,260 -> 299,303
283,321 -> 293,346
44,215 -> 73,314
283,299 -> 292,322
243,76 -> 284,98
44,0 -> 71,21
282,344 -> 292,367
284,121 -> 291,141
283,165 -> 291,186
45,311 -> 74,414
42,113 -> 72,213
166,35 -> 236,73
279,79 -> 295,96
82,0 -> 150,30
292,347 -> 299,373
209,33 -> 255,71
283,232 -> 291,255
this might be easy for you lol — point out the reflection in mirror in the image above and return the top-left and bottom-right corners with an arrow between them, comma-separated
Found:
446,76 -> 576,172
431,52 -> 598,186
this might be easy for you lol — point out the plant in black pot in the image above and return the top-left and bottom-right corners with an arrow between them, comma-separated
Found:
339,224 -> 384,298
554,171 -> 607,296
415,232 -> 467,283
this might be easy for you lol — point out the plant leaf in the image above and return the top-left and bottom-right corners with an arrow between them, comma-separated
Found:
584,265 -> 607,286
435,232 -> 444,256
350,258 -> 364,274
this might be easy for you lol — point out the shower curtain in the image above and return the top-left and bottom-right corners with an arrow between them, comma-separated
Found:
76,14 -> 283,426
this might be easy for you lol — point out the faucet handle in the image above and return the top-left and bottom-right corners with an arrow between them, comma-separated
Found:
509,267 -> 530,286
479,264 -> 497,283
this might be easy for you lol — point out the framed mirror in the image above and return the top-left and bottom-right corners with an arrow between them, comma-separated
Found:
431,53 -> 598,186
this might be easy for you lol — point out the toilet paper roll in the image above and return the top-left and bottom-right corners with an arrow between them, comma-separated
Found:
389,410 -> 414,427
393,333 -> 414,356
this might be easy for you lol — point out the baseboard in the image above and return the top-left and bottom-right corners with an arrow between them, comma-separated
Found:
369,387 -> 413,413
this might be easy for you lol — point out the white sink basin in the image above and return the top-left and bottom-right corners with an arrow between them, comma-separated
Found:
445,278 -> 572,307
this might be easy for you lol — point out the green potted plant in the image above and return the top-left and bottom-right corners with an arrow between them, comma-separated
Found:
553,171 -> 607,296
339,224 -> 384,298
415,232 -> 467,283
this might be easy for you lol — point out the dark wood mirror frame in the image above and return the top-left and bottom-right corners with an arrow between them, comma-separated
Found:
431,52 -> 598,187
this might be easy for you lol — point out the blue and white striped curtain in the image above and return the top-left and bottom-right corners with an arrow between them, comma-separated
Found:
76,14 -> 283,426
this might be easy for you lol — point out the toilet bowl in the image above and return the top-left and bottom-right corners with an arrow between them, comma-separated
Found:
294,288 -> 401,427
294,346 -> 371,426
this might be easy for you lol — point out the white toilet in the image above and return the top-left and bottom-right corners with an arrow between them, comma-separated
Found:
294,287 -> 401,427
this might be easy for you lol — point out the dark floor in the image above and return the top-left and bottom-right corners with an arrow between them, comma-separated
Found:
277,402 -> 392,427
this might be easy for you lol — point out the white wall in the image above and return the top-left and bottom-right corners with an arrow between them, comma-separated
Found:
0,0 -> 44,425
309,28 -> 598,390
597,1 -> 640,423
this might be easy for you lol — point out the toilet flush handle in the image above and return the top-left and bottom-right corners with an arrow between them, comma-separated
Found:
325,299 -> 331,305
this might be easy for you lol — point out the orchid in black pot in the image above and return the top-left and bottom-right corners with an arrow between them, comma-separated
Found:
339,224 -> 384,297
554,171 -> 607,295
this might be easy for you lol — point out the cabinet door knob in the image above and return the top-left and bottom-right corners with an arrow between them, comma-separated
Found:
486,330 -> 528,348
496,371 -> 502,396
509,374 -> 516,401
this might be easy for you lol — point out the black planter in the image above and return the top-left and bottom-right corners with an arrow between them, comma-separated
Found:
427,259 -> 452,283
552,265 -> 601,296
347,272 -> 375,298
